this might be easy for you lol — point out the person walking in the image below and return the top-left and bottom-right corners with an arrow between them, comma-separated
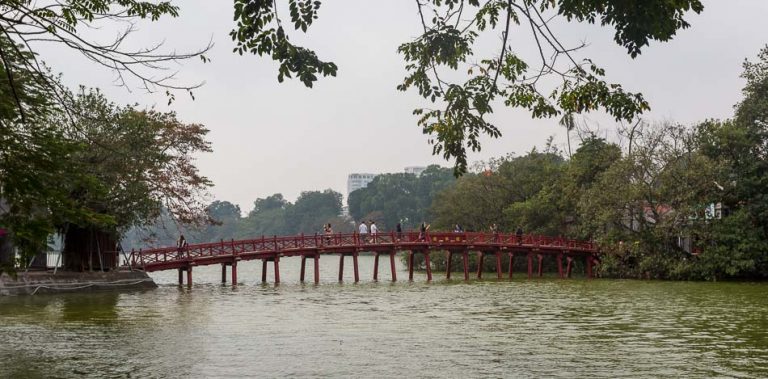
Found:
516,225 -> 524,245
396,222 -> 403,241
369,221 -> 378,242
358,220 -> 369,243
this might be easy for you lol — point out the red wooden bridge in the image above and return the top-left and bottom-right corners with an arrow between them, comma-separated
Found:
125,231 -> 599,286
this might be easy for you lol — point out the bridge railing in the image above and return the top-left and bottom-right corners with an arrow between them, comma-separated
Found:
127,231 -> 596,269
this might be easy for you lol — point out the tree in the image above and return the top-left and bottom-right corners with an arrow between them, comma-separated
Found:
232,0 -> 703,173
0,0 -> 210,115
285,189 -> 342,233
194,201 -> 242,243
52,88 -> 212,270
348,165 -> 455,230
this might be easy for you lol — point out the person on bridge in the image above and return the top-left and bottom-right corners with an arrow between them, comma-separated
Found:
369,221 -> 378,242
396,223 -> 403,241
418,222 -> 430,241
176,234 -> 187,258
324,223 -> 333,245
516,226 -> 524,245
358,221 -> 368,242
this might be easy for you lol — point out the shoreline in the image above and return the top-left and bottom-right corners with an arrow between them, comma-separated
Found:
0,270 -> 157,296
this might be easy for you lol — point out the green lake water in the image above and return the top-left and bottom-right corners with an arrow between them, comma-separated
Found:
1,256 -> 766,378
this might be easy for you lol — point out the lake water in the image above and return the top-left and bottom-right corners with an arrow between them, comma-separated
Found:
1,255 -> 767,378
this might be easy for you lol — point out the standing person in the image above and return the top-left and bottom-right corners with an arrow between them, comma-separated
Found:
358,220 -> 368,243
454,224 -> 463,233
419,222 -> 430,241
324,223 -> 333,245
490,223 -> 499,242
176,234 -> 187,258
370,221 -> 378,242
396,222 -> 403,241
516,225 -> 524,245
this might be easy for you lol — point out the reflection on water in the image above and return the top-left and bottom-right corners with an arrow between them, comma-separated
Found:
1,256 -> 767,378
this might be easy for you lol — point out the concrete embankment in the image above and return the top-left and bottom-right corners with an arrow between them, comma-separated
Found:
0,270 -> 156,296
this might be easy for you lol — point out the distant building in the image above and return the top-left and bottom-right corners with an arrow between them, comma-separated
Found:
404,166 -> 427,176
347,173 -> 376,198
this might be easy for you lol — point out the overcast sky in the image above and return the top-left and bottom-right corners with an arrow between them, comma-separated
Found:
43,0 -> 768,212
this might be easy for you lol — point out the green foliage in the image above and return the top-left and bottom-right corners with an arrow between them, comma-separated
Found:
231,0 -> 337,87
348,165 -> 455,230
231,0 -> 702,173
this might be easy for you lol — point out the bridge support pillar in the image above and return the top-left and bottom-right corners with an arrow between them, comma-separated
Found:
566,256 -> 573,278
557,253 -> 563,278
527,253 -> 533,279
495,251 -> 503,279
178,268 -> 183,285
314,254 -> 320,284
353,252 -> 360,283
408,251 -> 414,281
274,256 -> 280,284
586,255 -> 594,279
300,255 -> 307,282
232,261 -> 237,285
462,251 -> 469,281
446,251 -> 453,279
262,259 -> 268,283
389,251 -> 397,282
186,266 -> 192,288
537,254 -> 544,277
338,254 -> 344,282
373,252 -> 380,281
508,253 -> 515,279
424,251 -> 432,282
477,252 -> 484,279
221,264 -> 227,283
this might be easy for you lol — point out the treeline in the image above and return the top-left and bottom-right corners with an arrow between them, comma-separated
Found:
347,165 -> 456,231
123,190 -> 351,250
356,47 -> 768,281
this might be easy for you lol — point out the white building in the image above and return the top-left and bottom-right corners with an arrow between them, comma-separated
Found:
347,173 -> 376,198
404,166 -> 427,176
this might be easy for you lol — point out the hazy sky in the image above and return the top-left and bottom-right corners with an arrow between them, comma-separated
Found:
44,0 -> 768,212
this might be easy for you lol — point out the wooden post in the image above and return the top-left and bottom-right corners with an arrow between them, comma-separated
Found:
586,255 -> 593,279
508,253 -> 514,279
557,253 -> 563,278
389,251 -> 397,282
527,253 -> 533,279
373,252 -> 380,281
232,261 -> 238,285
314,254 -> 320,284
537,254 -> 544,277
186,266 -> 192,288
462,250 -> 469,281
274,256 -> 280,284
338,254 -> 345,281
424,251 -> 432,282
477,252 -> 484,279
300,255 -> 307,282
495,251 -> 502,279
566,256 -> 573,278
221,264 -> 227,283
408,251 -> 414,281
446,251 -> 453,279
262,259 -> 268,283
353,252 -> 360,283
178,268 -> 183,285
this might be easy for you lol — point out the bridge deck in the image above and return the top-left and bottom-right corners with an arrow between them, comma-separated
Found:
126,232 -> 598,285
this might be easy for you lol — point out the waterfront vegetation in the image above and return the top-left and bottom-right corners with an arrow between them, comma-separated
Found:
2,1 -> 767,281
